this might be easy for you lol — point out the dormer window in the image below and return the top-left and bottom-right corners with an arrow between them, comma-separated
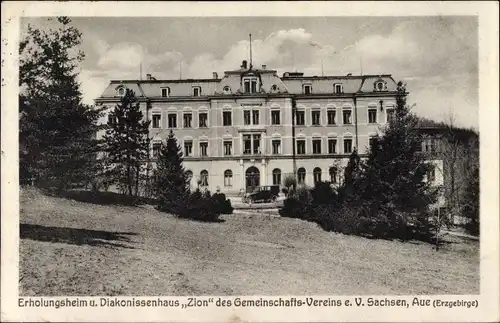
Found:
243,77 -> 258,93
303,84 -> 312,95
223,86 -> 231,94
374,80 -> 387,92
161,87 -> 170,97
334,83 -> 343,94
192,86 -> 201,97
270,84 -> 279,92
117,87 -> 126,97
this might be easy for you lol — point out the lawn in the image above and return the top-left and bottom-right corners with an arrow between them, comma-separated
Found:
19,189 -> 479,296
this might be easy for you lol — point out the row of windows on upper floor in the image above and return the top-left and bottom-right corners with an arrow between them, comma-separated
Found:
151,136 -> 363,159
108,108 -> 396,128
150,134 -> 437,159
115,79 -> 389,97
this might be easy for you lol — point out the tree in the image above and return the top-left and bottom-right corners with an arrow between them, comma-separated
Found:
103,89 -> 150,196
154,130 -> 190,214
339,148 -> 361,202
19,17 -> 104,190
358,82 -> 440,240
463,166 -> 479,236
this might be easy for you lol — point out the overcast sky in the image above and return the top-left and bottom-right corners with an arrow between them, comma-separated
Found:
22,16 -> 478,129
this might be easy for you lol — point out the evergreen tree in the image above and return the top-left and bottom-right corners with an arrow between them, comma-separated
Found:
358,82 -> 439,239
339,148 -> 362,202
463,167 -> 479,236
19,17 -> 104,190
103,89 -> 150,196
154,130 -> 190,214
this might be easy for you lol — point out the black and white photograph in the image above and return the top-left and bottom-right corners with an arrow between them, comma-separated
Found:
2,1 -> 499,322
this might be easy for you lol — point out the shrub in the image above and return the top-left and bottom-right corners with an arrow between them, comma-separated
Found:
311,204 -> 364,235
212,192 -> 234,214
311,181 -> 337,205
178,189 -> 220,222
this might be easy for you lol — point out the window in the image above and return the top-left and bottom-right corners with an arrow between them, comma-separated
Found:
328,139 -> 337,154
271,110 -> 280,125
223,86 -> 231,94
161,87 -> 170,97
343,110 -> 352,124
152,114 -> 161,128
253,134 -> 261,154
297,167 -> 306,184
297,140 -> 306,155
334,84 -> 343,94
223,111 -> 232,126
368,137 -> 377,150
386,108 -> 395,123
344,138 -> 353,154
312,110 -> 321,126
296,111 -> 305,126
272,169 -> 281,186
117,87 -> 125,97
312,139 -> 322,154
243,111 -> 251,125
423,138 -> 437,153
108,114 -> 117,125
200,142 -> 208,157
252,110 -> 259,125
427,168 -> 436,182
183,113 -> 192,128
313,167 -> 322,183
223,141 -> 232,156
329,167 -> 338,183
200,170 -> 209,186
168,113 -> 177,128
303,84 -> 312,95
224,170 -> 233,187
368,109 -> 377,124
192,86 -> 201,97
152,142 -> 162,158
243,134 -> 261,155
184,141 -> 193,157
272,140 -> 281,154
186,170 -> 193,183
327,110 -> 336,125
271,84 -> 278,92
243,134 -> 252,154
375,81 -> 386,91
199,112 -> 208,127
243,77 -> 258,93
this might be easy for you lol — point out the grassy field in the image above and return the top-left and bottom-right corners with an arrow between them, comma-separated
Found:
19,189 -> 479,296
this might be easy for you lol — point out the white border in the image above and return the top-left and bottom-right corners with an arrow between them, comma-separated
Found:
2,1 -> 499,322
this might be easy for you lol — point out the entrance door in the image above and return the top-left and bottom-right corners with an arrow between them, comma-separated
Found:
245,166 -> 260,192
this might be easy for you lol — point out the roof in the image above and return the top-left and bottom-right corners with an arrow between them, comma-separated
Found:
96,62 -> 399,100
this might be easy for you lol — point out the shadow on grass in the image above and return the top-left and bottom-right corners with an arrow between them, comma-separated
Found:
20,223 -> 138,249
55,190 -> 156,207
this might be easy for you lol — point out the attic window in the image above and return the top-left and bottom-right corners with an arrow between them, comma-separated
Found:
223,86 -> 231,94
117,87 -> 126,97
375,81 -> 387,92
303,84 -> 312,95
334,83 -> 343,94
192,86 -> 201,97
243,77 -> 258,93
271,84 -> 278,92
161,87 -> 170,97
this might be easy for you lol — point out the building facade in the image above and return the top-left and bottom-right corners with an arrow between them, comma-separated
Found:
95,60 -> 443,194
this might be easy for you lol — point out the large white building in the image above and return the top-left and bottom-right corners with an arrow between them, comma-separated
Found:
95,60 -> 443,194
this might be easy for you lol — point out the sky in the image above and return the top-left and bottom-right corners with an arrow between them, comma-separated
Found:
21,16 -> 478,129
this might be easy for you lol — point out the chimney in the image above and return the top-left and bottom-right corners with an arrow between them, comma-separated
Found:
213,72 -> 218,79
146,73 -> 152,80
241,60 -> 248,69
262,64 -> 267,70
